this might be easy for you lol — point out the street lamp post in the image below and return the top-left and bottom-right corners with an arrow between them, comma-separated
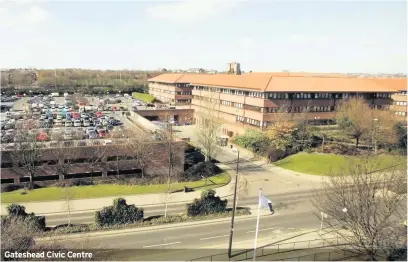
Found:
228,148 -> 240,258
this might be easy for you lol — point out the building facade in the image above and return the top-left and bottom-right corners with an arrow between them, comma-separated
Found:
148,74 -> 407,136
1,140 -> 185,185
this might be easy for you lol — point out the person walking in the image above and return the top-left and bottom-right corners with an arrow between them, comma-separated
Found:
267,200 -> 275,214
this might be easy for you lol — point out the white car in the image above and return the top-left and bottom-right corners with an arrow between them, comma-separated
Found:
65,121 -> 72,127
64,131 -> 72,140
57,115 -> 62,120
58,105 -> 64,109
74,120 -> 81,127
83,120 -> 90,127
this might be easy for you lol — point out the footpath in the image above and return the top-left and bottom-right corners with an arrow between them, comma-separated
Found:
0,164 -> 235,216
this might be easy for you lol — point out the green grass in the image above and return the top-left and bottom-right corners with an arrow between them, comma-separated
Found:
274,153 -> 406,176
132,92 -> 155,103
1,173 -> 231,203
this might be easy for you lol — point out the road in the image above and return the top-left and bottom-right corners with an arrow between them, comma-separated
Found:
40,204 -> 319,261
44,189 -> 317,226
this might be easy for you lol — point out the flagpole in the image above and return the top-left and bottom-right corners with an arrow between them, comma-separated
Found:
253,188 -> 262,261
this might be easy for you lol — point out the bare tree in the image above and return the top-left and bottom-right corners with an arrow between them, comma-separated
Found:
51,140 -> 78,180
154,117 -> 183,217
126,130 -> 155,178
313,159 -> 407,260
12,131 -> 44,185
195,97 -> 221,161
86,145 -> 106,181
62,185 -> 75,225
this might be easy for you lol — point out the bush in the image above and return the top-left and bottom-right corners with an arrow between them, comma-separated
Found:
53,179 -> 94,187
186,189 -> 227,216
265,147 -> 286,162
233,129 -> 270,153
94,198 -> 144,227
5,204 -> 46,231
1,184 -> 22,193
183,161 -> 221,181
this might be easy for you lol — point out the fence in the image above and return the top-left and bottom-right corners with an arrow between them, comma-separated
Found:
190,237 -> 356,261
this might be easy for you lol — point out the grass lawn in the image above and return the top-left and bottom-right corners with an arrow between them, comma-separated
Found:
274,153 -> 406,176
132,92 -> 155,103
1,173 -> 231,203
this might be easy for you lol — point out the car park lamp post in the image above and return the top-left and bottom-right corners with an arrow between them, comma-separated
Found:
228,147 -> 240,258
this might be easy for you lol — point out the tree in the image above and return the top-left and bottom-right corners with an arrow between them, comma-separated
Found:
336,97 -> 398,151
313,160 -> 407,260
154,119 -> 183,217
195,103 -> 221,161
51,140 -> 78,180
126,130 -> 155,178
266,121 -> 298,150
394,121 -> 407,154
62,185 -> 75,225
12,131 -> 44,185
86,145 -> 106,181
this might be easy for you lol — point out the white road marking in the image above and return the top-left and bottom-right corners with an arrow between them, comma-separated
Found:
246,227 -> 280,233
143,242 -> 181,248
200,235 -> 229,240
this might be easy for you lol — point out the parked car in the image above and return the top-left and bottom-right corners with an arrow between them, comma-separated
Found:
83,120 -> 90,127
65,121 -> 73,127
88,130 -> 98,139
74,120 -> 81,127
98,130 -> 107,138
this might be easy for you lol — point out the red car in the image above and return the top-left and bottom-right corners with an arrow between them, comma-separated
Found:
98,130 -> 107,138
96,111 -> 103,118
37,132 -> 48,141
73,112 -> 80,119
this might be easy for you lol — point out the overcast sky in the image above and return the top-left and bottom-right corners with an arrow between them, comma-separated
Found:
0,0 -> 406,73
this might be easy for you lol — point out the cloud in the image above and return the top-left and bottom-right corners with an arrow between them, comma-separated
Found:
0,2 -> 49,28
145,0 -> 238,22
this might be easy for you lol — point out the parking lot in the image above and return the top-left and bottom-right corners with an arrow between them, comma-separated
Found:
0,94 -> 133,145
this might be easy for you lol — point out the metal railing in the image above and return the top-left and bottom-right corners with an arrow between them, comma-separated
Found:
190,237 -> 354,261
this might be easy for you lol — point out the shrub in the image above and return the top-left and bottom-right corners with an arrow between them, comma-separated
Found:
1,184 -> 22,193
186,189 -> 227,216
264,147 -> 286,162
233,129 -> 270,153
71,178 -> 94,187
94,198 -> 144,227
53,179 -> 94,187
183,161 -> 221,181
6,204 -> 46,231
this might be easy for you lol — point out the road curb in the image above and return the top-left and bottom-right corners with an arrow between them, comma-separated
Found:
36,212 -> 273,241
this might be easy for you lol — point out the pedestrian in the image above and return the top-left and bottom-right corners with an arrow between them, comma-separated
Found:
267,200 -> 275,214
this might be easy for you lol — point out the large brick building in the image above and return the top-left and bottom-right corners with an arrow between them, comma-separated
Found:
148,73 -> 407,136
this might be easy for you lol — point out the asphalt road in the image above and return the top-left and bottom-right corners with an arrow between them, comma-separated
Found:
44,189 -> 317,226
40,206 -> 319,261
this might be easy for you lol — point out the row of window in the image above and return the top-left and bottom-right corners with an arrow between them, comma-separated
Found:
150,82 -> 189,88
397,91 -> 407,95
193,86 -> 393,100
394,101 -> 408,106
176,91 -> 192,95
1,157 -> 137,168
176,99 -> 191,103
395,111 -> 407,116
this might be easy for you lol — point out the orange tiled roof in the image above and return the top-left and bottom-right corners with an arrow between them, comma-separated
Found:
148,73 -> 401,93
371,78 -> 407,91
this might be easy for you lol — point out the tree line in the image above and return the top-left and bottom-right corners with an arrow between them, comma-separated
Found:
1,69 -> 163,94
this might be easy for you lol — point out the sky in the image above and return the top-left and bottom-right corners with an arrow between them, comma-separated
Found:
0,0 -> 407,73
